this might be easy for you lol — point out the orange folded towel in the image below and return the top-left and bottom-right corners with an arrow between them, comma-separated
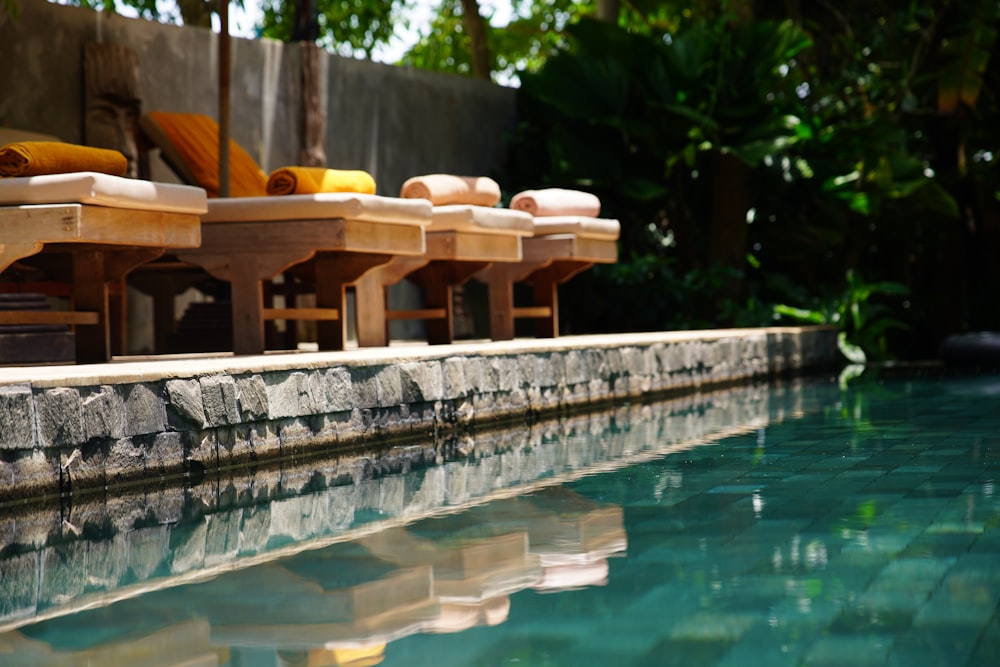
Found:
510,188 -> 601,217
0,141 -> 128,178
266,166 -> 376,196
400,174 -> 501,207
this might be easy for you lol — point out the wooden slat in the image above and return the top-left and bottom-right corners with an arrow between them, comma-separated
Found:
425,231 -> 522,262
263,307 -> 340,321
0,282 -> 72,297
0,310 -> 99,325
385,308 -> 448,321
513,306 -> 553,319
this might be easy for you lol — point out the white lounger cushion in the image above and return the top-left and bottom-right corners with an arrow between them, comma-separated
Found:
202,193 -> 433,225
531,216 -> 620,240
430,205 -> 534,235
0,172 -> 207,214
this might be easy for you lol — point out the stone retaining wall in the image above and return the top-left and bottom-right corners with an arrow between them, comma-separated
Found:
0,327 -> 839,503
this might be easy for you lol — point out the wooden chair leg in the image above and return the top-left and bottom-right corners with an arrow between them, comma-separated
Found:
354,270 -> 389,347
532,277 -> 559,338
422,272 -> 454,345
72,250 -> 110,364
109,276 -> 127,356
314,255 -> 350,351
486,267 -> 516,341
229,260 -> 266,356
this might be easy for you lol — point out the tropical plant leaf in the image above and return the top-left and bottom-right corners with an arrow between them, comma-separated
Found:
937,0 -> 1000,113
911,180 -> 960,218
520,51 -> 629,123
838,331 -> 868,364
773,304 -> 828,324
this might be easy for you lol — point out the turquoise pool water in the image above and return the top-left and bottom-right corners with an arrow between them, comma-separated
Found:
1,372 -> 998,666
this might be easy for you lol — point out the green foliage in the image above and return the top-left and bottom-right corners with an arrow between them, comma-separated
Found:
70,0 -> 161,20
55,0 -> 227,27
399,0 -> 594,82
508,14 -> 819,307
936,0 -> 1000,114
774,270 -> 911,364
258,0 -> 410,57
508,2 -> 1000,359
572,255 -> 772,333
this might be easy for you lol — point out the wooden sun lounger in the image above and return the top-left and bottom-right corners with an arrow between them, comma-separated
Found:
478,216 -> 620,340
173,193 -> 431,355
0,172 -> 205,363
351,205 -> 533,346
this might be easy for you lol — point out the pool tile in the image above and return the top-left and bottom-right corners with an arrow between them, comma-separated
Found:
802,635 -> 893,666
889,628 -> 982,667
714,625 -> 809,667
901,532 -> 979,559
632,637 -> 735,667
832,603 -> 916,633
966,616 -> 1000,667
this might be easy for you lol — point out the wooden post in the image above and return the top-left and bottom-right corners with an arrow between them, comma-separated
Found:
219,0 -> 231,197
300,42 -> 327,167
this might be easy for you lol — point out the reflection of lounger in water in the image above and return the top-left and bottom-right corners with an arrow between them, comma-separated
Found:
411,486 -> 628,592
357,526 -> 540,635
359,527 -> 542,603
9,614 -> 216,667
149,543 -> 439,651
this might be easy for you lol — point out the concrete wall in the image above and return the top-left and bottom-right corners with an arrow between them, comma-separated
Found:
0,0 -> 517,195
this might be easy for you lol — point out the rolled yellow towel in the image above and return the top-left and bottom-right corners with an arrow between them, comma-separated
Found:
510,188 -> 601,217
0,141 -> 128,178
400,174 -> 501,207
266,166 -> 376,196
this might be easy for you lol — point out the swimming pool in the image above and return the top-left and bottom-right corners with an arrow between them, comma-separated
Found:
1,371 -> 997,666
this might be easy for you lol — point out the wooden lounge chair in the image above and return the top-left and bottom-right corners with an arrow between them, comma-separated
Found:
351,204 -> 533,347
176,193 -> 431,355
479,215 -> 620,340
0,172 -> 205,363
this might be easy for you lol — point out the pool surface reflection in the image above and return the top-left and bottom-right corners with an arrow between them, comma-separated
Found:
1,373 -> 999,666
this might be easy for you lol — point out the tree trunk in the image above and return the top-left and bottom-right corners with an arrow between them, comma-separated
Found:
596,0 -> 619,23
459,0 -> 491,80
708,151 -> 750,300
703,0 -> 755,304
300,43 -> 327,167
292,0 -> 319,42
176,0 -> 213,28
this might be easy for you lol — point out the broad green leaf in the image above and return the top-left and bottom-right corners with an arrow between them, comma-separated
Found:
774,304 -> 828,324
938,6 -> 998,113
838,332 -> 868,364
